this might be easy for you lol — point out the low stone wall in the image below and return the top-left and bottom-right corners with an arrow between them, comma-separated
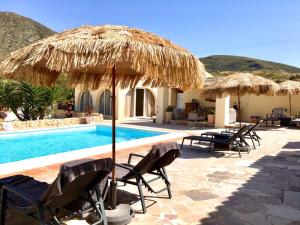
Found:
0,115 -> 103,131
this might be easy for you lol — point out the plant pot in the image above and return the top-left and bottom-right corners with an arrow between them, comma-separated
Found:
188,112 -> 198,121
207,114 -> 215,124
165,112 -> 173,122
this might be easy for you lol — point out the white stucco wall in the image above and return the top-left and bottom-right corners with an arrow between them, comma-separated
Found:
215,96 -> 230,128
75,82 -> 157,121
230,94 -> 300,122
183,89 -> 215,108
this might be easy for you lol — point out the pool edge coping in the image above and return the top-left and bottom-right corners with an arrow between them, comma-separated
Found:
0,125 -> 186,176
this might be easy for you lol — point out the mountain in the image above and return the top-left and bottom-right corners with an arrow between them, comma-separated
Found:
200,55 -> 300,81
0,12 -> 55,61
1,12 -> 299,81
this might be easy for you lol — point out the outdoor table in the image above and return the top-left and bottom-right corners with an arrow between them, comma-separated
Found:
280,117 -> 292,126
292,118 -> 300,127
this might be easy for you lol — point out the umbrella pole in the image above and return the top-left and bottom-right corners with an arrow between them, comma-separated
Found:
110,65 -> 117,209
106,65 -> 133,225
238,91 -> 241,128
289,93 -> 292,117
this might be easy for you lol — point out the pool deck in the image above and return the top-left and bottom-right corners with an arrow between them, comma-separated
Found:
2,120 -> 300,225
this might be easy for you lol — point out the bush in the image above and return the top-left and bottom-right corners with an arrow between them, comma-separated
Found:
0,77 -> 74,121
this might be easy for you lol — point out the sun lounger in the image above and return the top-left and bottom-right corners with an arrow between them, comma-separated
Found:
0,158 -> 113,225
222,120 -> 262,148
111,142 -> 180,214
181,125 -> 249,157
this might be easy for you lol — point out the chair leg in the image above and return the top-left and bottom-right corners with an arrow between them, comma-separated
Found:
37,205 -> 48,225
190,139 -> 193,148
0,188 -> 7,225
47,207 -> 60,225
181,138 -> 185,149
250,135 -> 256,149
88,190 -> 107,225
136,179 -> 146,214
162,168 -> 172,199
95,188 -> 108,225
208,142 -> 213,153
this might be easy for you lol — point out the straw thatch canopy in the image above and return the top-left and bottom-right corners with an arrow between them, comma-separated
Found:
276,80 -> 300,96
200,72 -> 278,98
0,25 -> 205,90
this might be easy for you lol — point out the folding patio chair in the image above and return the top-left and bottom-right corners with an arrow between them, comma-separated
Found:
0,158 -> 113,225
181,125 -> 249,157
112,142 -> 180,214
222,120 -> 262,149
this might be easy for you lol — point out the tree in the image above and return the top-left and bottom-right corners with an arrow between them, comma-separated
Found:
0,78 -> 74,121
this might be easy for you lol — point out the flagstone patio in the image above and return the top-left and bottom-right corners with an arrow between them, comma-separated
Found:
3,123 -> 300,225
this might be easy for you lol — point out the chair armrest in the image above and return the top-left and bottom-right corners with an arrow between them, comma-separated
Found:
2,184 -> 40,206
225,127 -> 237,132
116,163 -> 134,171
221,130 -> 235,135
128,153 -> 145,165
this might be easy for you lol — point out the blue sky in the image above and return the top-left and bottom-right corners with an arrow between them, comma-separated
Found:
1,0 -> 300,67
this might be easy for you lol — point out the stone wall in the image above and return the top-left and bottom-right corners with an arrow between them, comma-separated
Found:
0,115 -> 103,131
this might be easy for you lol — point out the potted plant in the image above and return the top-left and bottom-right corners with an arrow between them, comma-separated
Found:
188,110 -> 199,121
165,105 -> 174,122
188,99 -> 200,121
207,107 -> 215,124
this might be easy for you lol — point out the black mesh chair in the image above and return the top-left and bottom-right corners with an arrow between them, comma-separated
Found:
0,158 -> 113,225
112,142 -> 180,214
181,125 -> 249,157
265,108 -> 287,126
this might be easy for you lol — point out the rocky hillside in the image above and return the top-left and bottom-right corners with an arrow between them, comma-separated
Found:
0,12 -> 55,61
200,55 -> 300,81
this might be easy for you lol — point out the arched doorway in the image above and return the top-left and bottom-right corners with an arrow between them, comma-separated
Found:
99,89 -> 112,116
145,89 -> 155,117
125,88 -> 155,117
80,90 -> 93,112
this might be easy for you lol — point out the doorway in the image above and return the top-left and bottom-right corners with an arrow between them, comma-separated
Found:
135,89 -> 144,116
99,89 -> 112,116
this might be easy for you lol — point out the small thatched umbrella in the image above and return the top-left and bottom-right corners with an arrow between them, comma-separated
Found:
200,72 -> 278,127
0,25 -> 205,212
276,80 -> 300,117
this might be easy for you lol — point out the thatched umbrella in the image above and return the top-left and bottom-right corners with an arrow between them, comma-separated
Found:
276,80 -> 300,117
0,25 -> 205,211
200,72 -> 278,127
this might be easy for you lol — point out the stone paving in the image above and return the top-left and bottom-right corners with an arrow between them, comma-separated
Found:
2,122 -> 300,225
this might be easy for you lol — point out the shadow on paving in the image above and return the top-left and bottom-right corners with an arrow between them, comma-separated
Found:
283,142 -> 300,149
180,144 -> 246,159
199,150 -> 300,225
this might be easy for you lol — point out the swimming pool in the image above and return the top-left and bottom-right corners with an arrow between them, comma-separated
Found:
0,125 -> 167,164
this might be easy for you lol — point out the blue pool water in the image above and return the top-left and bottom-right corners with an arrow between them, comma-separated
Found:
0,125 -> 167,163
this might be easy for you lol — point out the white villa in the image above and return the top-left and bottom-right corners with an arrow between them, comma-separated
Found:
74,72 -> 300,128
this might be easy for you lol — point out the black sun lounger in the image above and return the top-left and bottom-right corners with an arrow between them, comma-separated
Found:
111,142 -> 180,214
0,158 -> 113,225
224,120 -> 262,148
181,125 -> 249,157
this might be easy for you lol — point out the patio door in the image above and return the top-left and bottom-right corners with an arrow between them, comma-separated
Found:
80,90 -> 93,112
135,89 -> 144,116
99,89 -> 112,116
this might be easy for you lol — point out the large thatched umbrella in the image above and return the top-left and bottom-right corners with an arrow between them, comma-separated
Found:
0,25 -> 205,212
200,72 -> 278,127
276,80 -> 300,117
